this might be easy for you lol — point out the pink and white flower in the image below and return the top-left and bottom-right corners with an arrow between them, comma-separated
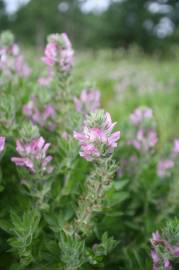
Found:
43,32 -> 74,74
157,159 -> 174,178
74,111 -> 120,161
43,43 -> 57,66
74,89 -> 100,115
11,137 -> 53,173
172,139 -> 179,157
23,97 -> 56,131
0,136 -> 5,153
128,107 -> 157,152
0,42 -> 30,80
129,107 -> 153,126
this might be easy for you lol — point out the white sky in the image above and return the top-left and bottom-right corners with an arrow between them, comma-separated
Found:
4,0 -> 114,14
4,0 -> 30,13
81,0 -> 111,13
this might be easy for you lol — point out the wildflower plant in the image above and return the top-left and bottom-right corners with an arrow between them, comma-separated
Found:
0,30 -> 179,270
128,106 -> 158,153
11,133 -> 53,210
73,110 -> 120,233
150,220 -> 179,270
0,30 -> 30,84
74,88 -> 101,117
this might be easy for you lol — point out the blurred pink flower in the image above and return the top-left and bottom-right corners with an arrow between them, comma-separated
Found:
15,55 -> 31,77
151,250 -> 160,264
164,259 -> 171,269
61,131 -> 69,140
0,136 -> 5,153
0,41 -> 30,79
11,44 -> 20,56
173,139 -> 179,156
23,97 -> 56,131
61,33 -> 72,49
74,89 -> 100,115
173,246 -> 179,256
43,33 -> 74,74
151,231 -> 161,246
157,159 -> 174,178
129,107 -> 153,126
128,107 -> 157,152
43,43 -> 57,66
38,76 -> 52,86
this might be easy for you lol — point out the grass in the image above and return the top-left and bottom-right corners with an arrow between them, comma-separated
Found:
73,50 -> 179,144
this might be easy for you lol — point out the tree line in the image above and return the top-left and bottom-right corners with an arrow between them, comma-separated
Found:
0,0 -> 179,52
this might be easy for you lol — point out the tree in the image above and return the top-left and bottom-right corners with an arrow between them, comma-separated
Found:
0,0 -> 8,32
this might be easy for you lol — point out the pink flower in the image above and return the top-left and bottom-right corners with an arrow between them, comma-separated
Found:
0,136 -> 5,153
74,89 -> 100,115
150,232 -> 175,270
11,44 -> 20,56
43,105 -> 55,119
80,144 -> 100,161
15,55 -> 31,77
128,139 -> 141,150
43,43 -> 57,66
173,139 -> 179,156
11,137 -> 53,173
61,131 -> 69,140
135,129 -> 158,151
60,48 -> 74,72
129,107 -> 153,126
43,33 -> 74,74
164,259 -> 171,269
11,157 -> 34,171
74,111 -> 120,161
38,76 -> 52,86
173,246 -> 179,257
108,132 -> 121,149
157,159 -> 174,178
151,250 -> 160,264
151,231 -> 161,246
0,39 -> 30,81
60,33 -> 72,49
148,130 -> 158,147
128,107 -> 158,152
23,97 -> 56,131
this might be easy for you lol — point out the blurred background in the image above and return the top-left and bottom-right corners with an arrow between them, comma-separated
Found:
0,0 -> 179,53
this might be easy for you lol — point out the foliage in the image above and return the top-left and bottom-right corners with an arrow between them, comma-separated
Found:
1,0 -> 179,52
0,30 -> 179,270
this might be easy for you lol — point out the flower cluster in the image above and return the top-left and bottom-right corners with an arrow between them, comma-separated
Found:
172,139 -> 179,157
74,88 -> 100,116
0,31 -> 30,80
11,137 -> 53,173
0,136 -> 5,154
74,111 -> 120,161
129,107 -> 153,125
23,97 -> 56,131
151,231 -> 179,270
157,139 -> 179,178
43,33 -> 74,75
157,159 -> 174,178
128,106 -> 158,152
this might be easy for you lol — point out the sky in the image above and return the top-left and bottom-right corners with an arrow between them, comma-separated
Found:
4,0 -> 30,13
4,0 -> 113,14
81,0 -> 111,13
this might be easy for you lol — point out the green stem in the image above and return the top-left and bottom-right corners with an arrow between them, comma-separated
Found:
74,156 -> 115,236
